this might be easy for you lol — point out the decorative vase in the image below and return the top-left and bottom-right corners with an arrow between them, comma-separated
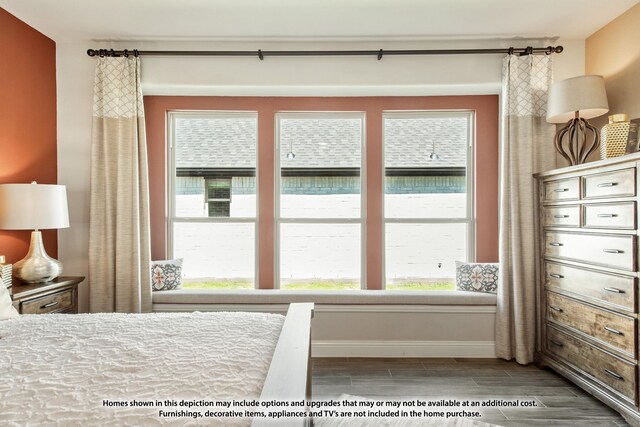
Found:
601,114 -> 630,159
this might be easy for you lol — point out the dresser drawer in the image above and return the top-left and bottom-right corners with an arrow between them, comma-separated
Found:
546,292 -> 636,358
545,262 -> 636,313
545,232 -> 635,271
546,324 -> 637,404
544,206 -> 581,228
583,202 -> 636,230
544,177 -> 580,202
20,288 -> 73,314
583,168 -> 636,200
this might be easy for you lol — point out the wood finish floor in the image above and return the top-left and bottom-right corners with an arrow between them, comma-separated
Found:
311,357 -> 631,426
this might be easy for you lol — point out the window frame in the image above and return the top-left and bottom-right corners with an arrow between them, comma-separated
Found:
381,110 -> 476,289
205,178 -> 232,217
167,110 -> 259,288
274,111 -> 367,290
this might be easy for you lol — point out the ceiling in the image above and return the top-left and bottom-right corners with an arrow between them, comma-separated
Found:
0,0 -> 638,43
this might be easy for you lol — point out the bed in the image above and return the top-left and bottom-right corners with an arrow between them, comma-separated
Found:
0,300 -> 314,426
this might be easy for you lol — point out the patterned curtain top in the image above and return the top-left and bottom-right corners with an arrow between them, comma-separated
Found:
93,57 -> 144,119
502,54 -> 552,118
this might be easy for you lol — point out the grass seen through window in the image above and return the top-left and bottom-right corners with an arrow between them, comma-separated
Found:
182,279 -> 455,291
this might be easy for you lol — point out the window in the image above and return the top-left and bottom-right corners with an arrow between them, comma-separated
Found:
154,96 -> 496,292
169,112 -> 257,289
383,111 -> 474,290
205,178 -> 231,217
276,112 -> 365,290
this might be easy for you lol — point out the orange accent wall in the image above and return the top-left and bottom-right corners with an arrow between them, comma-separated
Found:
0,8 -> 57,264
145,96 -> 499,289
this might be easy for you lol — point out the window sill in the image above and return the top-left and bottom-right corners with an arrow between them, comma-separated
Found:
151,289 -> 497,306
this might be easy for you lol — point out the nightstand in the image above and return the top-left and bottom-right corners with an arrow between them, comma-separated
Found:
11,276 -> 85,314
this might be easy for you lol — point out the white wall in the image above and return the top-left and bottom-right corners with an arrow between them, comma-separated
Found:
57,37 -> 585,355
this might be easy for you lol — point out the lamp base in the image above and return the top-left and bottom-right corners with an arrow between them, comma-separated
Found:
14,231 -> 63,283
554,116 -> 600,166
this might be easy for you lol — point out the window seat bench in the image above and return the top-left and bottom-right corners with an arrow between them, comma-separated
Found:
152,289 -> 496,306
152,290 -> 497,358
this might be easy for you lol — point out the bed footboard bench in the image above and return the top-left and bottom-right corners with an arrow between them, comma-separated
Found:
252,302 -> 314,427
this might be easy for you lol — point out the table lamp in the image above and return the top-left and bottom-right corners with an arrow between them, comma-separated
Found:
0,182 -> 69,283
546,75 -> 609,165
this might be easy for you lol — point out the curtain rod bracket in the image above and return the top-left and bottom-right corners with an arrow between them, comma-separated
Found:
87,48 -> 139,58
519,46 -> 534,56
258,49 -> 264,60
377,49 -> 383,60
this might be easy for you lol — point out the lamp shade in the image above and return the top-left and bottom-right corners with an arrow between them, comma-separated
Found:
546,75 -> 609,123
0,183 -> 69,230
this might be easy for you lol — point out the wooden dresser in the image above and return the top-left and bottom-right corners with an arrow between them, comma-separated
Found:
11,276 -> 85,314
535,153 -> 640,425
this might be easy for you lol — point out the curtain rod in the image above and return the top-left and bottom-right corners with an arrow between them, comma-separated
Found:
86,45 -> 563,60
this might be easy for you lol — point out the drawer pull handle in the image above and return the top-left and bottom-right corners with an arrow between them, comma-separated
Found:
553,188 -> 570,192
41,301 -> 59,309
604,369 -> 624,381
604,287 -> 624,294
549,274 -> 564,279
549,242 -> 563,247
604,326 -> 623,336
549,339 -> 564,347
549,305 -> 563,313
553,214 -> 570,219
597,213 -> 617,218
603,249 -> 623,254
597,182 -> 618,188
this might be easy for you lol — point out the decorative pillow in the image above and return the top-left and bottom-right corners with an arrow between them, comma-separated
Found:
455,261 -> 499,293
0,281 -> 19,320
151,259 -> 183,291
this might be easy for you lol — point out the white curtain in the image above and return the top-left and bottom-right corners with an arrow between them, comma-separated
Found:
89,57 -> 151,313
496,54 -> 555,364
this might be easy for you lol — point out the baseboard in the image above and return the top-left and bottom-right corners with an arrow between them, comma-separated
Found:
312,340 -> 497,358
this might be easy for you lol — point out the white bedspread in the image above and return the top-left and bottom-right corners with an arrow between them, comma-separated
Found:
0,311 -> 284,426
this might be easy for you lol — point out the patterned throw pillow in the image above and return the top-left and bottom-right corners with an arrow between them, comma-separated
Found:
455,261 -> 499,293
151,259 -> 183,291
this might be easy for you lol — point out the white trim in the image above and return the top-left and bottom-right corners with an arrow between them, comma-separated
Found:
316,304 -> 496,313
381,110 -> 474,120
467,111 -> 476,262
154,303 -> 287,313
171,217 -> 257,223
384,218 -> 473,224
361,114 -> 368,291
274,115 -> 281,289
312,340 -> 497,358
152,303 -> 496,314
278,218 -> 362,224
